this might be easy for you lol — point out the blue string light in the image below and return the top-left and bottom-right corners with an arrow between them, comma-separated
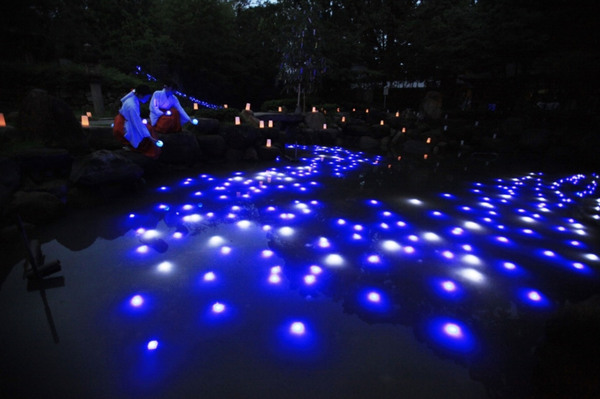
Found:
135,66 -> 222,110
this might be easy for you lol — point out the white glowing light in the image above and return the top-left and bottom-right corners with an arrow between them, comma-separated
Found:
367,291 -> 381,303
157,261 -> 173,273
423,232 -> 441,242
503,262 -> 516,270
142,229 -> 160,239
221,246 -> 232,255
585,253 -> 599,261
352,233 -> 362,240
353,224 -> 364,231
408,199 -> 423,206
404,246 -> 415,254
130,295 -> 144,307
203,271 -> 216,281
212,302 -> 226,313
464,221 -> 482,231
279,227 -> 294,237
543,250 -> 555,257
442,281 -> 456,292
318,237 -> 330,248
324,254 -> 344,267
304,274 -> 317,285
173,232 -> 183,239
268,274 -> 281,284
262,249 -> 274,258
382,240 -> 401,251
208,236 -> 226,247
135,227 -> 146,235
290,322 -> 306,335
183,214 -> 202,223
367,254 -> 381,263
443,323 -> 462,338
147,340 -> 159,350
459,268 -> 485,283
462,244 -> 473,252
572,262 -> 585,270
408,235 -> 419,242
136,245 -> 149,254
527,291 -> 542,302
451,227 -> 464,235
237,220 -> 251,229
462,254 -> 481,265
442,250 -> 454,259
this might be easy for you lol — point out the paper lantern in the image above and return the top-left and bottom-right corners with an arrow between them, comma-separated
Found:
268,120 -> 273,128
426,137 -> 431,144
0,113 -> 5,127
81,115 -> 89,127
245,103 -> 251,111
259,120 -> 265,128
424,154 -> 428,160
266,139 -> 272,147
380,120 -> 384,126
397,155 -> 402,161
323,123 -> 327,130
341,116 -> 346,123
312,107 -> 317,112
224,104 -> 228,109
365,108 -> 369,113
86,111 -> 92,118
402,127 -> 406,133
235,116 -> 241,125
336,107 -> 340,112
395,111 -> 400,117
193,103 -> 199,110
278,106 -> 282,112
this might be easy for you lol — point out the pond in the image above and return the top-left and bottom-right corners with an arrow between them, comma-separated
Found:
1,145 -> 599,399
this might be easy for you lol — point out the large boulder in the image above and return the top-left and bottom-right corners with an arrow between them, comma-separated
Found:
17,88 -> 89,152
189,118 -> 220,135
9,190 -> 65,224
421,91 -> 443,120
15,148 -> 72,183
157,131 -> 201,165
196,134 -> 227,160
70,150 -> 144,186
304,111 -> 327,130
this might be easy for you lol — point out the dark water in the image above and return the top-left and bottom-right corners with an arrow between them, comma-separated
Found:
1,145 -> 599,399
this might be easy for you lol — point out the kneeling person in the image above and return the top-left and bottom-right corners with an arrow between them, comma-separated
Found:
113,84 -> 161,159
149,81 -> 192,134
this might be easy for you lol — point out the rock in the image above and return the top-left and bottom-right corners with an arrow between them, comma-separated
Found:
157,131 -> 201,165
403,139 -> 431,155
304,112 -> 327,130
244,147 -> 259,161
257,145 -> 280,161
190,118 -> 220,135
0,157 -> 20,191
10,190 -> 65,224
240,110 -> 260,127
358,136 -> 380,152
15,148 -> 73,183
221,125 -> 258,150
70,150 -> 144,186
17,88 -> 89,152
88,126 -> 121,150
421,91 -> 443,120
196,134 -> 227,160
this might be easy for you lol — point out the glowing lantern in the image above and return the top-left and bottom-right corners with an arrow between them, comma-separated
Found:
426,137 -> 431,143
235,116 -> 241,125
365,108 -> 369,113
336,107 -> 340,112
341,116 -> 346,123
397,156 -> 402,161
352,108 -> 356,112
193,103 -> 199,110
266,139 -> 272,147
224,104 -> 228,109
402,127 -> 406,133
268,120 -> 273,128
278,106 -> 283,112
259,120 -> 265,129
245,103 -> 251,111
86,111 -> 92,118
312,107 -> 317,112
323,123 -> 327,130
424,154 -> 428,160
380,120 -> 384,126
395,111 -> 400,117
81,115 -> 89,127
0,113 -> 5,127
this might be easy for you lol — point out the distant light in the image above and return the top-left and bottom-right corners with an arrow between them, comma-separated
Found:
441,281 -> 457,292
304,274 -> 316,285
382,240 -> 401,251
203,271 -> 216,282
309,265 -> 323,274
237,220 -> 251,229
268,274 -> 282,284
147,340 -> 159,350
367,291 -> 381,303
443,323 -> 463,338
324,254 -> 344,267
459,268 -> 485,283
290,321 -> 306,335
221,246 -> 232,255
130,295 -> 144,307
527,291 -> 542,302
157,261 -> 173,273
279,227 -> 294,237
212,302 -> 226,313
367,254 -> 381,263
503,262 -> 516,270
156,140 -> 164,147
262,249 -> 274,258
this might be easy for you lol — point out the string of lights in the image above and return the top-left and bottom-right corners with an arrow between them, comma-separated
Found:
135,66 -> 222,110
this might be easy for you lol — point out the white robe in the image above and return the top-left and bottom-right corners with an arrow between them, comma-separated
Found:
149,89 -> 191,126
119,91 -> 151,148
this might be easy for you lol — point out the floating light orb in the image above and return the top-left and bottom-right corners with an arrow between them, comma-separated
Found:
304,275 -> 316,285
352,233 -> 362,240
136,245 -> 149,254
441,280 -> 457,292
423,232 -> 441,242
147,340 -> 159,350
528,291 -> 542,302
130,295 -> 144,307
462,254 -> 481,265
367,291 -> 381,303
237,220 -> 251,229
279,227 -> 294,237
203,271 -> 216,282
290,321 -> 306,335
503,262 -> 516,270
221,246 -> 232,255
459,268 -> 485,283
381,240 -> 401,251
324,254 -> 344,267
268,274 -> 282,284
262,249 -> 274,258
208,236 -> 226,247
442,250 -> 454,259
212,302 -> 226,313
309,265 -> 323,274
172,232 -> 183,239
157,261 -> 173,273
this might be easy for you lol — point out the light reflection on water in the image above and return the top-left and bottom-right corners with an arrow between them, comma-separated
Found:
1,145 -> 599,399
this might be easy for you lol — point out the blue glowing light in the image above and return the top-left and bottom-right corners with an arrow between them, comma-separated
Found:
147,340 -> 159,351
130,295 -> 144,307
426,318 -> 476,354
290,321 -> 306,335
156,140 -> 164,148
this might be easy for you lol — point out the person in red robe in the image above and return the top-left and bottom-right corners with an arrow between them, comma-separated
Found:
149,81 -> 192,134
113,84 -> 161,159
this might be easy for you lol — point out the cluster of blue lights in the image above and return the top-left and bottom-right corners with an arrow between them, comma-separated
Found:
121,145 -> 599,361
135,65 -> 222,110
